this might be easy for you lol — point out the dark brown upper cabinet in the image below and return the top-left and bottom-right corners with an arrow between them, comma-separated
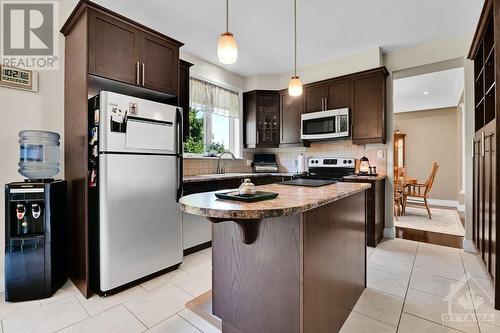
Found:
327,78 -> 350,110
179,60 -> 193,142
140,32 -> 179,95
280,90 -> 305,146
244,91 -> 280,148
87,7 -> 182,96
304,83 -> 327,113
89,10 -> 140,85
351,68 -> 388,144
304,77 -> 351,113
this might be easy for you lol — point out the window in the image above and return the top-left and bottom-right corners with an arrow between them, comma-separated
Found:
185,78 -> 241,157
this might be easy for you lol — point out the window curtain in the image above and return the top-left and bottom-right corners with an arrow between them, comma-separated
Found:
190,78 -> 240,118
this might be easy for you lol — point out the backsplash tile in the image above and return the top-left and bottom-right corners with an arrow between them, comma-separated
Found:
183,140 -> 386,176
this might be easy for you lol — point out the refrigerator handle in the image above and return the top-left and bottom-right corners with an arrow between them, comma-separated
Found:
176,108 -> 183,201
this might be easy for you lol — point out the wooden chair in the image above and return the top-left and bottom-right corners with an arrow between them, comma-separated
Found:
393,167 -> 406,219
403,162 -> 439,219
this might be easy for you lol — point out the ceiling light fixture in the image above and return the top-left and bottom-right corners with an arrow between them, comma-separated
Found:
217,0 -> 238,64
288,0 -> 303,96
424,91 -> 429,95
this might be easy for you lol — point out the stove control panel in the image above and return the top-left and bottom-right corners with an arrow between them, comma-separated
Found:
308,157 -> 355,168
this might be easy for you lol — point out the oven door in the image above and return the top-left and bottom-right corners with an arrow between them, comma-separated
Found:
301,109 -> 349,140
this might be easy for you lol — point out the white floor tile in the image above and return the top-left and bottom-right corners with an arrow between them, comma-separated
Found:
367,247 -> 375,258
461,252 -> 489,279
367,268 -> 409,298
0,293 -> 41,320
372,239 -> 417,263
398,313 -> 465,333
468,276 -> 500,327
59,305 -> 146,333
76,285 -> 145,316
2,296 -> 88,333
403,289 -> 479,333
140,269 -> 190,292
40,280 -> 80,305
413,255 -> 466,281
417,244 -> 463,267
478,321 -> 500,333
409,271 -> 466,298
367,253 -> 413,278
339,311 -> 396,333
178,308 -> 221,333
200,248 -> 212,257
124,283 -> 192,328
352,288 -> 403,326
180,253 -> 212,274
171,267 -> 212,297
147,314 -> 202,333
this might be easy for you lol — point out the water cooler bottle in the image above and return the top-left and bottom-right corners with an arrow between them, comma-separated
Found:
4,130 -> 67,302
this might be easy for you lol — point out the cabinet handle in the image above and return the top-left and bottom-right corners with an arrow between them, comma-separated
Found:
142,63 -> 145,86
325,97 -> 328,110
472,137 -> 475,158
481,131 -> 485,157
136,62 -> 140,85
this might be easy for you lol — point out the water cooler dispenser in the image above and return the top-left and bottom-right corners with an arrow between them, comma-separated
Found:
4,131 -> 67,301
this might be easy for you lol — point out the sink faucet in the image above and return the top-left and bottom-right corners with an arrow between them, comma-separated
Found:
216,151 -> 236,174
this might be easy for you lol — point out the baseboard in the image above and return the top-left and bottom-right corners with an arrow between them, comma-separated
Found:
183,241 -> 212,256
463,239 -> 477,253
383,227 -> 395,239
427,198 -> 459,208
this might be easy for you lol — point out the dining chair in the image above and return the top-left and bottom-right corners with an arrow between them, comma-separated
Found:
403,162 -> 439,219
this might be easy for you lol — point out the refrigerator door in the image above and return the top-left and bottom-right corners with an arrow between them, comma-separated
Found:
98,91 -> 180,155
99,153 -> 182,292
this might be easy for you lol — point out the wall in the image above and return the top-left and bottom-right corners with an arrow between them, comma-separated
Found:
383,32 -> 475,242
244,47 -> 383,91
394,107 -> 459,201
0,0 -> 78,277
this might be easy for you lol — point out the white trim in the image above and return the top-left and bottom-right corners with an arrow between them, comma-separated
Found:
462,239 -> 477,253
383,227 -> 395,239
427,198 -> 460,208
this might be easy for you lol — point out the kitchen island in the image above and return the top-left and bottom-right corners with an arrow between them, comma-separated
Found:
179,182 -> 370,333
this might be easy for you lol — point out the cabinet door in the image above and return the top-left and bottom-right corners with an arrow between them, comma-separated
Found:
257,94 -> 280,147
351,71 -> 386,144
484,133 -> 492,269
304,84 -> 327,113
327,78 -> 350,109
140,32 -> 179,95
280,91 -> 304,145
179,60 -> 192,142
89,10 -> 140,85
490,133 -> 496,281
243,92 -> 257,148
473,139 -> 481,247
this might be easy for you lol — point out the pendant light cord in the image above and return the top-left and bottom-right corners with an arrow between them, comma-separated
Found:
294,0 -> 297,76
226,0 -> 229,32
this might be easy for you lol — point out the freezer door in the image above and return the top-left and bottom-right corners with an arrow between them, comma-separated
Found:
99,154 -> 182,292
98,91 -> 181,154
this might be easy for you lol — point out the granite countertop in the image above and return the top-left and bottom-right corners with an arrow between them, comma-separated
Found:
343,174 -> 387,181
183,172 -> 297,183
179,182 -> 371,220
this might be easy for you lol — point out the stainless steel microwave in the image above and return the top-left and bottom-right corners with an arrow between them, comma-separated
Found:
301,108 -> 350,141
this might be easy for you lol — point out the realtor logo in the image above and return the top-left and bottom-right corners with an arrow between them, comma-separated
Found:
1,1 -> 58,70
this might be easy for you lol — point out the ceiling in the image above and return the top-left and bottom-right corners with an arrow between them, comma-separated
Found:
393,67 -> 464,113
91,0 -> 482,77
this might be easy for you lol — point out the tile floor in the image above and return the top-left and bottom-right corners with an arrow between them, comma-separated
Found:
0,240 -> 498,333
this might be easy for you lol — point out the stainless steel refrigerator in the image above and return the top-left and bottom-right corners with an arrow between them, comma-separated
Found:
88,91 -> 183,294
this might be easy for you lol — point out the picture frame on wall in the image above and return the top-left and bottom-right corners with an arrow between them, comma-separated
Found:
0,65 -> 38,92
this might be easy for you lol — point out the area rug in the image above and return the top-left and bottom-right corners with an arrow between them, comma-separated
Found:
394,206 -> 465,237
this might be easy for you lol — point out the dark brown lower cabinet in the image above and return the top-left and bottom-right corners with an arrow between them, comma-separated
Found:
473,124 -> 497,284
344,178 -> 385,247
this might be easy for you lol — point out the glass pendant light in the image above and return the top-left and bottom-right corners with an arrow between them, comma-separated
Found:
218,0 -> 238,64
288,0 -> 303,96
